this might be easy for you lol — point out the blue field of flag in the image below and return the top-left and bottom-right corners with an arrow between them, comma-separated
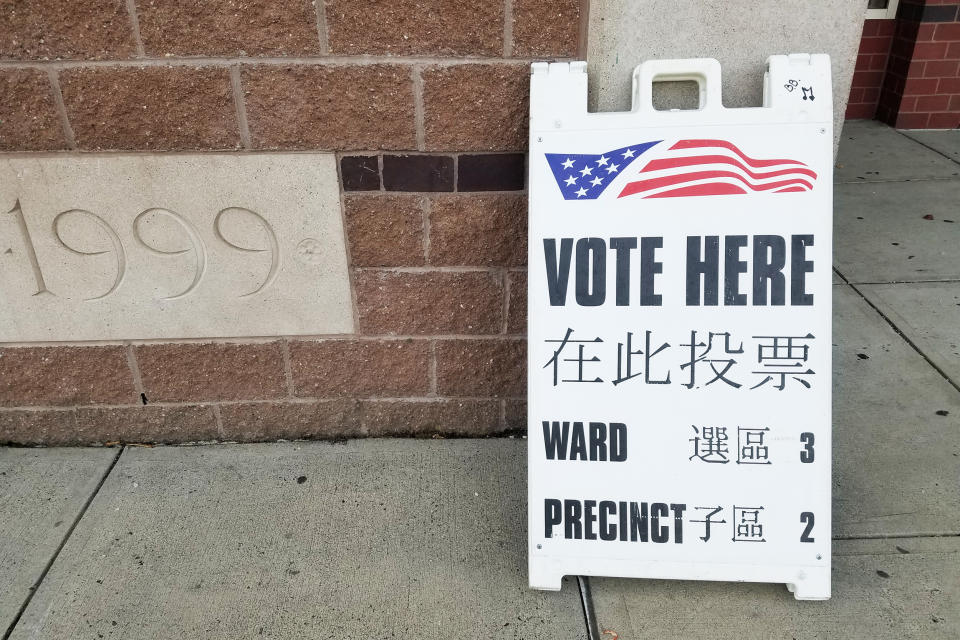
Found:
545,141 -> 661,200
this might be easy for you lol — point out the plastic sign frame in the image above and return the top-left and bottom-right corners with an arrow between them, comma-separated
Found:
527,56 -> 832,600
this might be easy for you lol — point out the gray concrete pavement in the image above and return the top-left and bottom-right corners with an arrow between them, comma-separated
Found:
859,282 -> 960,383
902,130 -> 960,163
835,120 -> 960,183
7,440 -> 586,640
832,286 -> 960,538
590,537 -> 960,640
835,180 -> 960,283
2,121 -> 960,639
0,448 -> 116,634
589,122 -> 960,637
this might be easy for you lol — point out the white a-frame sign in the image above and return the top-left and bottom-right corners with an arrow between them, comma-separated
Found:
527,56 -> 832,600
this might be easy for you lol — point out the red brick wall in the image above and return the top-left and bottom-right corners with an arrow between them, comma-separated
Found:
875,0 -> 960,127
847,19 -> 896,119
0,0 -> 586,445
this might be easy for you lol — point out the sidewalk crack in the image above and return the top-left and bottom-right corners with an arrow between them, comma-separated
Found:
844,280 -> 960,395
2,447 -> 124,640
892,128 -> 960,168
834,532 -> 960,541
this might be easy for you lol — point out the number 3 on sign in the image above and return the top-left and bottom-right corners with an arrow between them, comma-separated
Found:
800,432 -> 815,463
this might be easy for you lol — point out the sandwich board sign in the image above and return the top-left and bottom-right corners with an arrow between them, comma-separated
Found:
527,56 -> 832,600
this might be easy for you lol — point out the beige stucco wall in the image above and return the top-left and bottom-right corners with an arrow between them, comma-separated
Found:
586,0 -> 867,152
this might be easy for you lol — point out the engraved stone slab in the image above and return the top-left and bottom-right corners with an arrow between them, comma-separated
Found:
0,155 -> 353,341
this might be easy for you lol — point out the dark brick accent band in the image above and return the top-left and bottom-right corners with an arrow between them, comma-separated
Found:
382,154 -> 455,192
341,155 -> 381,191
458,154 -> 526,191
339,153 -> 528,192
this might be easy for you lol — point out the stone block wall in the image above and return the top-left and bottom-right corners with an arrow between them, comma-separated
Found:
0,0 -> 585,444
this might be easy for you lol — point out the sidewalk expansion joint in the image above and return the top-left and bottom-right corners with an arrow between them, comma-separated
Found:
833,532 -> 960,541
834,176 -> 960,185
835,270 -> 960,395
892,128 -> 960,169
842,278 -> 960,285
1,447 -> 124,640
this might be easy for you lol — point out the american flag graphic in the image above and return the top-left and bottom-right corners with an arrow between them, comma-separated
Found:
545,141 -> 661,200
546,139 -> 817,200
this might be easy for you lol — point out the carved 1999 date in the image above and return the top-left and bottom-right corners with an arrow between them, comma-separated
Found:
3,201 -> 281,301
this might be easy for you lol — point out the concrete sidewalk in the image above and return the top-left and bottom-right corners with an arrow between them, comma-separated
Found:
2,122 -> 959,639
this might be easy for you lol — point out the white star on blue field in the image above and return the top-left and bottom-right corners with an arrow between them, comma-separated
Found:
545,141 -> 661,200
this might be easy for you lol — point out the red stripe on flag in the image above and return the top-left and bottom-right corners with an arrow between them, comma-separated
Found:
644,183 -> 748,198
618,170 -> 813,198
670,140 -> 809,169
641,155 -> 818,180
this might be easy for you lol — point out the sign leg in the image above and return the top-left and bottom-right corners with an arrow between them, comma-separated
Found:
787,567 -> 831,600
529,558 -> 565,591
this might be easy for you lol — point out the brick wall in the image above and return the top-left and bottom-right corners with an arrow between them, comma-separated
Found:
0,0 -> 585,445
876,0 -> 960,127
847,19 -> 896,119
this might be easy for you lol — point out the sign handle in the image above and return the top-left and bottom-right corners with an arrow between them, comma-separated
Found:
633,58 -> 724,113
